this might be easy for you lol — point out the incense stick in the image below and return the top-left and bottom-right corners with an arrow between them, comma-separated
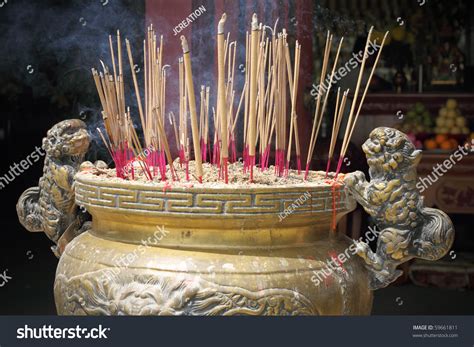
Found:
217,13 -> 229,183
305,32 -> 332,179
286,41 -> 301,174
180,35 -> 204,183
125,39 -> 146,134
247,13 -> 259,182
325,88 -> 349,177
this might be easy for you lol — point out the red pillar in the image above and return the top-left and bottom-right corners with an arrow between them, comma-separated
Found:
296,0 -> 314,164
145,0 -> 193,71
145,0 -> 193,155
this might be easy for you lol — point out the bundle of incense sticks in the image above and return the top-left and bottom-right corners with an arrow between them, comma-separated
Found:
93,26 -> 177,181
91,30 -> 141,179
92,14 -> 388,185
305,28 -> 388,180
240,15 -> 303,180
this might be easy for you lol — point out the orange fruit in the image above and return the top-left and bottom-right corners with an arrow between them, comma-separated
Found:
424,139 -> 438,150
450,138 -> 458,148
440,140 -> 455,150
435,134 -> 448,144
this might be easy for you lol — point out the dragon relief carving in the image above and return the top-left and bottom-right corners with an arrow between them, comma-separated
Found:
344,127 -> 454,290
54,270 -> 317,316
16,119 -> 106,257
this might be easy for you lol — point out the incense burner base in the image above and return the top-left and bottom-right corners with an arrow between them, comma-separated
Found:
55,232 -> 372,315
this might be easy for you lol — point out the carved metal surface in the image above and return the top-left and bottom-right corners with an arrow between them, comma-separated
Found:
75,175 -> 352,217
16,119 -> 92,256
55,269 -> 317,316
344,127 -> 455,290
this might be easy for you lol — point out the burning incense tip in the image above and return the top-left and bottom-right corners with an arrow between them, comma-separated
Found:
180,36 -> 189,53
218,13 -> 227,34
162,64 -> 170,74
99,60 -> 108,73
251,13 -> 258,30
273,18 -> 279,33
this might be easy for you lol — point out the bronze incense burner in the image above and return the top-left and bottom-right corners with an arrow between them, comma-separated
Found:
17,120 -> 454,315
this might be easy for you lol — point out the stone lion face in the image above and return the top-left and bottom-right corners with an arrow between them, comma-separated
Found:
43,119 -> 90,159
362,127 -> 421,177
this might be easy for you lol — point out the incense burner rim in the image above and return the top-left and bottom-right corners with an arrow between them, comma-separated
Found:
74,170 -> 347,193
74,170 -> 355,230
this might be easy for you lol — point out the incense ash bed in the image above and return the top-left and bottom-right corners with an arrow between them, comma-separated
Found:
17,12 -> 454,316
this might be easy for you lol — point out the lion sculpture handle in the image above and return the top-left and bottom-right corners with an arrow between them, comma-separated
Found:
16,119 -> 106,257
344,127 -> 455,290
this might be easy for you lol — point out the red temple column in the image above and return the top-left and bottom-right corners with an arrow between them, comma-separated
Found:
296,0 -> 314,164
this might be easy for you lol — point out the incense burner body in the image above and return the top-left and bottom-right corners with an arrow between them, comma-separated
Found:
54,174 -> 373,315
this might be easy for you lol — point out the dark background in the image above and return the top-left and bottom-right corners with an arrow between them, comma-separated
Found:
0,0 -> 473,315
0,0 -> 146,315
